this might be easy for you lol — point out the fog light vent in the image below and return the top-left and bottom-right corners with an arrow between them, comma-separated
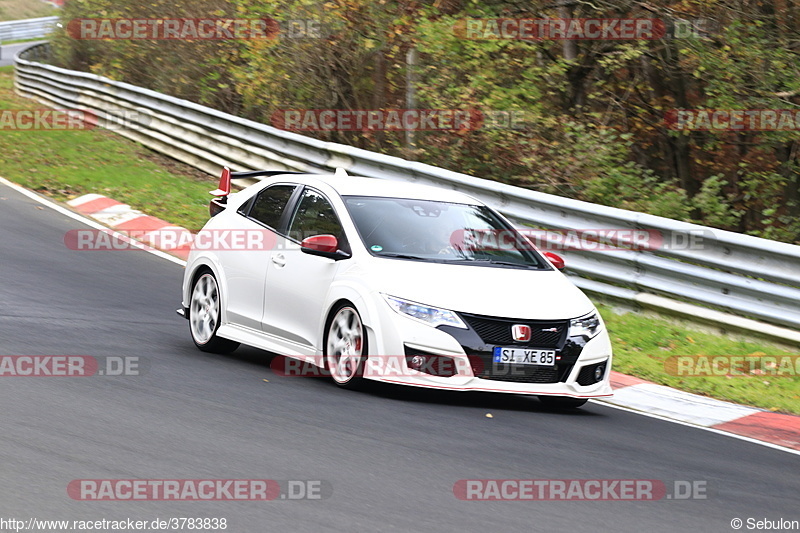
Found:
576,361 -> 608,386
404,346 -> 458,377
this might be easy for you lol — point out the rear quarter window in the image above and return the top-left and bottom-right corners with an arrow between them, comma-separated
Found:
247,184 -> 297,230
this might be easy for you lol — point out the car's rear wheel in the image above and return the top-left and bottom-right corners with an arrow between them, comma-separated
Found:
324,304 -> 367,389
189,271 -> 239,354
538,396 -> 588,409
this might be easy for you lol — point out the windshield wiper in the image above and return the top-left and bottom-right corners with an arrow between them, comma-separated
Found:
469,259 -> 536,268
376,252 -> 429,261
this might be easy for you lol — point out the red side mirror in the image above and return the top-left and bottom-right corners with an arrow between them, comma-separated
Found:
544,251 -> 565,271
301,234 -> 338,254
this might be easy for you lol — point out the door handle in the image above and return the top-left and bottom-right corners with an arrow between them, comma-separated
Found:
271,253 -> 286,267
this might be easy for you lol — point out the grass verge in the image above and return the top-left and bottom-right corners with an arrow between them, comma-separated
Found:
0,66 -> 215,230
600,305 -> 799,414
1,66 -> 798,415
0,0 -> 56,22
1,36 -> 52,45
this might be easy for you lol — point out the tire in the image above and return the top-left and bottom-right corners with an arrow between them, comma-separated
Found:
324,303 -> 367,389
538,396 -> 588,409
189,271 -> 239,354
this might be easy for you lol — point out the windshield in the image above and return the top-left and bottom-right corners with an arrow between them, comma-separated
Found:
343,196 -> 548,269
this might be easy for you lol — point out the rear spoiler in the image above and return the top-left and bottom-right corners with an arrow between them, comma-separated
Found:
210,167 -> 232,197
227,169 -> 306,181
208,167 -> 307,217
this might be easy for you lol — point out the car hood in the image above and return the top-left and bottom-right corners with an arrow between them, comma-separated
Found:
358,257 -> 596,320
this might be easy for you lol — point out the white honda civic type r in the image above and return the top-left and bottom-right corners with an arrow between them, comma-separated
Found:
178,168 -> 613,408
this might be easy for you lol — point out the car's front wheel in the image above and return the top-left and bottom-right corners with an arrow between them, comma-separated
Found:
538,396 -> 588,409
324,304 -> 367,389
189,271 -> 239,354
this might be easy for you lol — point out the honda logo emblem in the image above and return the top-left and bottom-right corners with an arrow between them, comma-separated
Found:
511,324 -> 532,342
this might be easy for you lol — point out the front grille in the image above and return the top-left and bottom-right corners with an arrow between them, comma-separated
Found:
576,362 -> 607,386
460,314 -> 568,348
434,314 -> 580,384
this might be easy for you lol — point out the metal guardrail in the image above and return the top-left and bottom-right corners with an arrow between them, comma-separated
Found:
13,42 -> 800,335
0,16 -> 57,42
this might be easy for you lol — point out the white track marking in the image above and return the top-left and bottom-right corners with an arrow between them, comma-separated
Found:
592,399 -> 800,457
0,175 -> 186,266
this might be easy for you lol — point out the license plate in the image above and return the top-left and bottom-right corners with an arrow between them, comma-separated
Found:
493,347 -> 556,366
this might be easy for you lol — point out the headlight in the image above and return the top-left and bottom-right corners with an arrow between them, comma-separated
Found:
383,295 -> 467,329
569,311 -> 602,339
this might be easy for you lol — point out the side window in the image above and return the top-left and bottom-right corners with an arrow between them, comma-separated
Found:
288,189 -> 349,252
248,185 -> 296,230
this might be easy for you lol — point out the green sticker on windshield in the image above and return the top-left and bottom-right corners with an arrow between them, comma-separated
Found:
371,245 -> 383,252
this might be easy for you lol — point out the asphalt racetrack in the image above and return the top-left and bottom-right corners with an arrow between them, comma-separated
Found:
1,180 -> 798,532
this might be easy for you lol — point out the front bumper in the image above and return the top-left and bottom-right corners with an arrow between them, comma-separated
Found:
365,301 -> 613,399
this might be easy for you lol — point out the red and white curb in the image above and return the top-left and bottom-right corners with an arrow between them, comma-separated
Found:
601,372 -> 800,452
66,194 -> 193,260
64,191 -> 800,454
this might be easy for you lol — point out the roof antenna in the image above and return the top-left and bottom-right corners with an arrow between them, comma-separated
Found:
334,168 -> 349,178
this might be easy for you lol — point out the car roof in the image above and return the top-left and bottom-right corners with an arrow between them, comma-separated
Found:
267,173 -> 483,205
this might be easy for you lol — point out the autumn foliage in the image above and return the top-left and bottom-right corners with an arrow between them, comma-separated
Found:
50,0 -> 800,242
